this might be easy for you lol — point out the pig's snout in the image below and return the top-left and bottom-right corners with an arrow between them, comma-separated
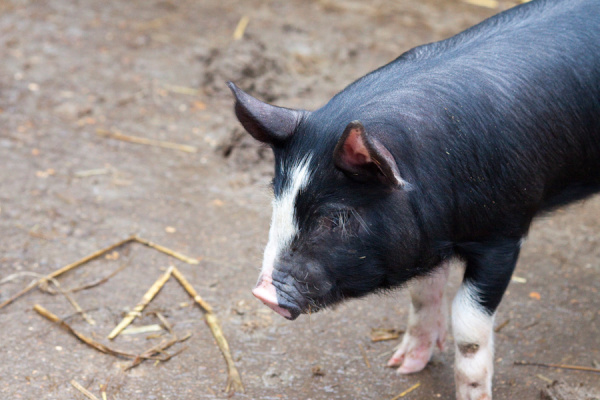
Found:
252,275 -> 301,320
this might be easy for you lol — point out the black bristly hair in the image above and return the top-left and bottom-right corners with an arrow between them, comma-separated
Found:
234,0 -> 600,317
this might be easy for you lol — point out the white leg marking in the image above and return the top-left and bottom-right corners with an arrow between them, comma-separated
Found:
452,283 -> 494,400
256,155 -> 313,285
388,263 -> 449,373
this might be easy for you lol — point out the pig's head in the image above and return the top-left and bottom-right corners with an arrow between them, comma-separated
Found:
229,82 -> 429,320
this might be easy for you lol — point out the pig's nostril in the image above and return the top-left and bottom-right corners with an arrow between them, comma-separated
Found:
252,285 -> 293,319
252,286 -> 277,305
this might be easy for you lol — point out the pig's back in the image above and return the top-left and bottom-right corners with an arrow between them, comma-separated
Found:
319,0 -> 600,231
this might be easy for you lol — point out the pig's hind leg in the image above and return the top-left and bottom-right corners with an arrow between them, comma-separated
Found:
388,262 -> 450,373
452,239 -> 521,400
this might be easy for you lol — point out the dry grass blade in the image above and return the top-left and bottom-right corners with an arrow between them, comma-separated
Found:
390,382 -> 421,399
33,304 -> 136,359
461,0 -> 498,8
71,380 -> 100,400
133,236 -> 199,264
161,83 -> 201,96
97,129 -> 197,153
233,16 -> 250,40
171,267 -> 244,393
515,360 -> 600,373
108,266 -> 174,340
0,236 -> 136,310
370,327 -> 403,342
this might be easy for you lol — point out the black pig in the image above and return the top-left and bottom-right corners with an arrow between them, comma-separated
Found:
229,0 -> 600,398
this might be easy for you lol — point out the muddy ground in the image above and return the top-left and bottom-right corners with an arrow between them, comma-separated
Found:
0,0 -> 599,399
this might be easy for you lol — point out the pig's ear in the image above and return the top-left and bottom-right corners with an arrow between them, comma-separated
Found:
333,121 -> 405,187
228,82 -> 301,144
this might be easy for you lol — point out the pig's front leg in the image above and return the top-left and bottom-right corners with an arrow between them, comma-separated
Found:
452,239 -> 521,400
388,263 -> 449,373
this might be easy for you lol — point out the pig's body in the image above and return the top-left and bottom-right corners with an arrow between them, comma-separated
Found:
229,0 -> 600,398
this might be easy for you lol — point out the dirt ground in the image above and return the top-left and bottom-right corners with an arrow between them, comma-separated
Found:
1,0 -> 599,399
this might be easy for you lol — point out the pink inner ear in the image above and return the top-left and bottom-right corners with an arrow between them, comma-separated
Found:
343,127 -> 372,166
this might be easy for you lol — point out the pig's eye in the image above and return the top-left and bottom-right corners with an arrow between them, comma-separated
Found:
319,209 -> 354,236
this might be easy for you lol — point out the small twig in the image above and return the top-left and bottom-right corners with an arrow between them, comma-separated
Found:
205,313 -> 245,393
133,236 -> 199,265
34,304 -> 136,359
35,304 -> 188,369
0,236 -> 199,311
358,343 -> 371,368
0,236 -> 136,310
108,266 -> 174,340
71,380 -> 100,400
390,382 -> 421,399
44,236 -> 136,281
515,360 -> 600,373
97,129 -> 197,153
494,318 -> 510,333
171,267 -> 244,393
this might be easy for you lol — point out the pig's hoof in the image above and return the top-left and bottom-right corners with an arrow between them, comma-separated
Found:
386,328 -> 446,373
387,340 -> 431,373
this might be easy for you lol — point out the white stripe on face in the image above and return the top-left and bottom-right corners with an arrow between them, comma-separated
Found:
258,155 -> 313,284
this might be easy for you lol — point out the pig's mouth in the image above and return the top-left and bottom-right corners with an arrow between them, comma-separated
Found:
252,275 -> 309,320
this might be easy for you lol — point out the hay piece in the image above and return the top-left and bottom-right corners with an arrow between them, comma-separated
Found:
0,236 -> 136,310
107,266 -> 174,340
97,129 -> 197,153
171,267 -> 244,393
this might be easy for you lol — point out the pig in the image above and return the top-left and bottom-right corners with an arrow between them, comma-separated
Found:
228,0 -> 600,398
